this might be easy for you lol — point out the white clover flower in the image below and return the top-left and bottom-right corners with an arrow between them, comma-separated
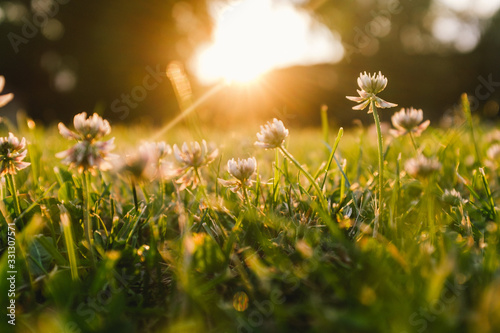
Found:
485,130 -> 500,144
255,118 -> 289,149
121,144 -> 153,181
357,71 -> 388,94
0,76 -> 14,108
405,155 -> 441,179
173,140 -> 218,169
487,144 -> 500,161
152,141 -> 175,179
122,141 -> 174,181
442,189 -> 466,206
346,71 -> 397,113
173,140 -> 218,190
0,132 -> 30,176
228,157 -> 256,182
219,157 -> 257,192
58,112 -> 111,141
56,112 -> 116,174
56,139 -> 115,174
390,107 -> 430,137
156,141 -> 172,160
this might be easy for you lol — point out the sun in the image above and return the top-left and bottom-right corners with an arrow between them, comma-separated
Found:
194,42 -> 272,84
190,0 -> 344,85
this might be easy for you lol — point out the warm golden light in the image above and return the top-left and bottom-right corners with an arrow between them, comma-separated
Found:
191,0 -> 344,85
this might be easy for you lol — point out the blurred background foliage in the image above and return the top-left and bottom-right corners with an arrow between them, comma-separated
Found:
0,0 -> 499,128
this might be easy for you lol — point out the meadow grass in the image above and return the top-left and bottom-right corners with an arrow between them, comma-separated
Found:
0,105 -> 500,333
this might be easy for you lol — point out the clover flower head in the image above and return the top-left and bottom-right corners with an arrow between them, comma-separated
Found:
357,71 -> 388,94
58,112 -> 111,141
122,144 -> 153,181
442,189 -> 466,206
156,141 -> 172,160
0,132 -> 30,176
0,76 -> 14,108
346,71 -> 397,113
173,140 -> 218,190
149,141 -> 175,179
56,112 -> 116,174
390,107 -> 430,137
122,141 -> 174,181
485,130 -> 500,144
228,157 -> 256,182
173,140 -> 218,169
255,118 -> 289,149
487,144 -> 500,161
56,138 -> 116,174
219,157 -> 257,192
405,155 -> 441,179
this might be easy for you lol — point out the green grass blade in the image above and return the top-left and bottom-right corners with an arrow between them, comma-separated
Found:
479,167 -> 496,219
321,104 -> 329,146
461,93 -> 482,165
320,127 -> 344,191
60,210 -> 79,281
35,234 -> 68,266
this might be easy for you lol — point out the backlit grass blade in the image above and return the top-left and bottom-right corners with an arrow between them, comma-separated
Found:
61,210 -> 79,281
479,167 -> 496,220
320,127 -> 343,191
462,93 -> 481,165
340,159 -> 347,201
321,104 -> 329,147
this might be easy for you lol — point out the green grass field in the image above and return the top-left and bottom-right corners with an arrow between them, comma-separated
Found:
1,99 -> 500,333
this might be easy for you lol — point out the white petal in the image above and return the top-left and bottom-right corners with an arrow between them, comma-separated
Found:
0,93 -> 14,108
58,123 -> 79,140
73,112 -> 88,132
346,95 -> 364,103
352,100 -> 370,111
375,98 -> 397,109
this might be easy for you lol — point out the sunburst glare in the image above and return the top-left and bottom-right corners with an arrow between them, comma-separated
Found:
190,0 -> 344,85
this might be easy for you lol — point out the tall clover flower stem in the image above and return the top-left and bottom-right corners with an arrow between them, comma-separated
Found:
242,186 -> 252,209
82,171 -> 95,267
6,173 -> 23,226
159,177 -> 165,207
278,146 -> 328,211
426,182 -> 436,244
194,168 -> 207,200
371,99 -> 384,236
409,132 -> 419,152
273,149 -> 280,205
347,72 -> 397,236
